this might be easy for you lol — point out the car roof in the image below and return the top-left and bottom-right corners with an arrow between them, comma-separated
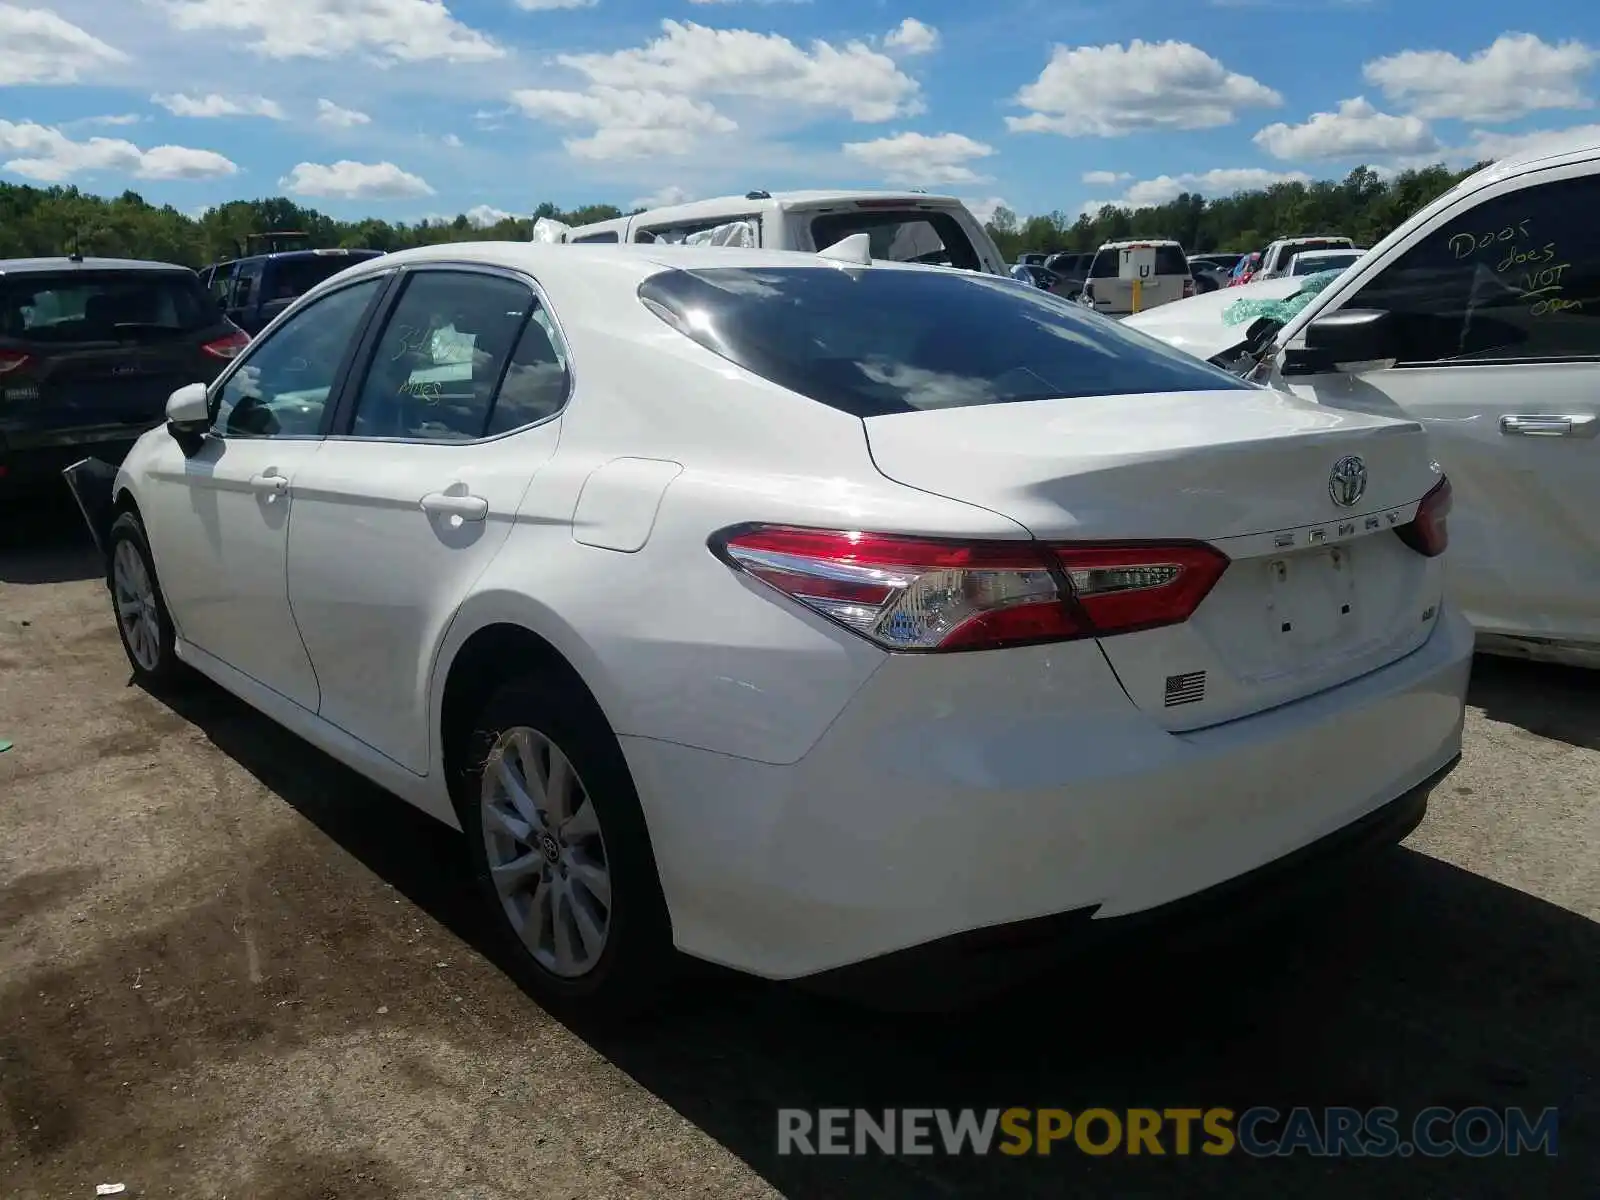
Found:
1096,239 -> 1182,249
624,189 -> 964,222
0,256 -> 193,275
225,248 -> 385,265
325,240 -> 989,293
1471,130 -> 1600,181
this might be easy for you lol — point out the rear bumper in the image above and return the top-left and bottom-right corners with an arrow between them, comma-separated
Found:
621,605 -> 1474,981
804,755 -> 1449,1006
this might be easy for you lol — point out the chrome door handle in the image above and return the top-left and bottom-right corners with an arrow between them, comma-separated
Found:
420,491 -> 489,521
248,471 -> 288,493
1499,414 -> 1599,438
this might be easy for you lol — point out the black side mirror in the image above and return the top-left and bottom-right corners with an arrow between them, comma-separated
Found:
1302,309 -> 1401,374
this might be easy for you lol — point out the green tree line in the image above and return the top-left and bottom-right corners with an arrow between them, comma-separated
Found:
985,163 -> 1484,259
0,162 -> 1482,269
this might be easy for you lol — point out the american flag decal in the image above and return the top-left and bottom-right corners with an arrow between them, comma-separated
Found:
1164,670 -> 1206,707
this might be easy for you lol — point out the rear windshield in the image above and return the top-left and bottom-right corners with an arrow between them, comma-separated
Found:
1089,246 -> 1187,278
1291,252 -> 1359,275
809,210 -> 981,271
0,270 -> 211,344
1277,240 -> 1350,263
636,265 -> 1250,417
265,255 -> 373,301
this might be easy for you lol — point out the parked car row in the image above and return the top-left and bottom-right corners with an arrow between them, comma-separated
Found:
38,140 -> 1597,1024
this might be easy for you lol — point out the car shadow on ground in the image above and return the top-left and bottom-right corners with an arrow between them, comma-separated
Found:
0,490 -> 103,585
146,678 -> 1598,1200
1467,655 -> 1600,752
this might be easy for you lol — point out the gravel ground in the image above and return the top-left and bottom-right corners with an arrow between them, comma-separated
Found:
2,498 -> 1596,1199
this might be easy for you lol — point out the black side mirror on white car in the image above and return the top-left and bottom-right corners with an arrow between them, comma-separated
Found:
1301,308 -> 1401,374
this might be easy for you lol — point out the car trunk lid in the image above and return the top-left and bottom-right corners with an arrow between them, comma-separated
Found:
864,389 -> 1446,729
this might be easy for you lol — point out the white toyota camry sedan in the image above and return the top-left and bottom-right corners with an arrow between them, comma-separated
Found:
71,240 -> 1472,1015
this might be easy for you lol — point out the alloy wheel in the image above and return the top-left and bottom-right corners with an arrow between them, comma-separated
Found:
113,540 -> 162,672
480,725 -> 613,978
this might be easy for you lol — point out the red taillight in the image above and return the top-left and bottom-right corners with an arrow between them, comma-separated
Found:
711,526 -> 1229,652
202,330 -> 250,360
0,349 -> 31,374
1395,476 -> 1451,557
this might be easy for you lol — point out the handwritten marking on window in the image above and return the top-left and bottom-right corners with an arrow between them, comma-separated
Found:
1496,243 -> 1557,272
1450,221 -> 1532,259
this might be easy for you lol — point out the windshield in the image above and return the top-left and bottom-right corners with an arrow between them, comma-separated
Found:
0,270 -> 212,344
637,265 -> 1251,418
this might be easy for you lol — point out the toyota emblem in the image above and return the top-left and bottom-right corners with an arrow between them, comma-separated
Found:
1328,456 -> 1368,508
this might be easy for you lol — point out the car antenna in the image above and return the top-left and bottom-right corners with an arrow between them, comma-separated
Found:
68,229 -> 84,263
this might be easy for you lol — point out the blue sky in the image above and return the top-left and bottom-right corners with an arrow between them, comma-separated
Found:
1,0 -> 1597,225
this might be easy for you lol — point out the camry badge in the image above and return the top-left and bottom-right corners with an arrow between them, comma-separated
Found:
1328,455 -> 1368,508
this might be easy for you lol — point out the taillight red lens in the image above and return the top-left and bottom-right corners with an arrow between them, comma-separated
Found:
1053,543 -> 1230,635
1395,476 -> 1451,557
0,349 -> 31,374
202,330 -> 250,360
712,526 -> 1229,652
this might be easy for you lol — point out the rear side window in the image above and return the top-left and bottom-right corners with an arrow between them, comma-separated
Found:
810,211 -> 980,271
571,231 -> 619,243
637,266 -> 1250,418
0,271 -> 212,343
347,270 -> 567,441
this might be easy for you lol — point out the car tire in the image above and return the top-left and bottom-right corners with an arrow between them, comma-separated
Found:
459,672 -> 677,1020
108,511 -> 187,690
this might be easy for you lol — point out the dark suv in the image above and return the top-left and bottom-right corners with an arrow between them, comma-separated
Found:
0,256 -> 246,497
199,246 -> 384,336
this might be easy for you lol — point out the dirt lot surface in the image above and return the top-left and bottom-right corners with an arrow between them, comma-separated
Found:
2,499 -> 1597,1199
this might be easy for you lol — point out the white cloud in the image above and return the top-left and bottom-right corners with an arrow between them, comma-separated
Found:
963,196 -> 1009,225
0,3 -> 127,85
884,18 -> 939,56
0,119 -> 237,182
1466,122 -> 1600,163
512,86 -> 736,160
1364,33 -> 1597,123
631,185 -> 692,209
153,92 -> 286,119
1009,40 -> 1280,136
280,159 -> 435,199
688,0 -> 812,5
157,0 -> 504,63
1082,169 -> 1131,185
1254,97 -> 1439,161
68,113 -> 144,128
316,99 -> 371,128
557,20 -> 921,123
513,0 -> 597,7
442,133 -> 463,147
843,131 -> 994,185
1083,166 -> 1311,212
465,203 -> 518,226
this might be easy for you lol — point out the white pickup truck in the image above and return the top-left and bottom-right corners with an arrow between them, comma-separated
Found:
539,189 -> 1009,277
